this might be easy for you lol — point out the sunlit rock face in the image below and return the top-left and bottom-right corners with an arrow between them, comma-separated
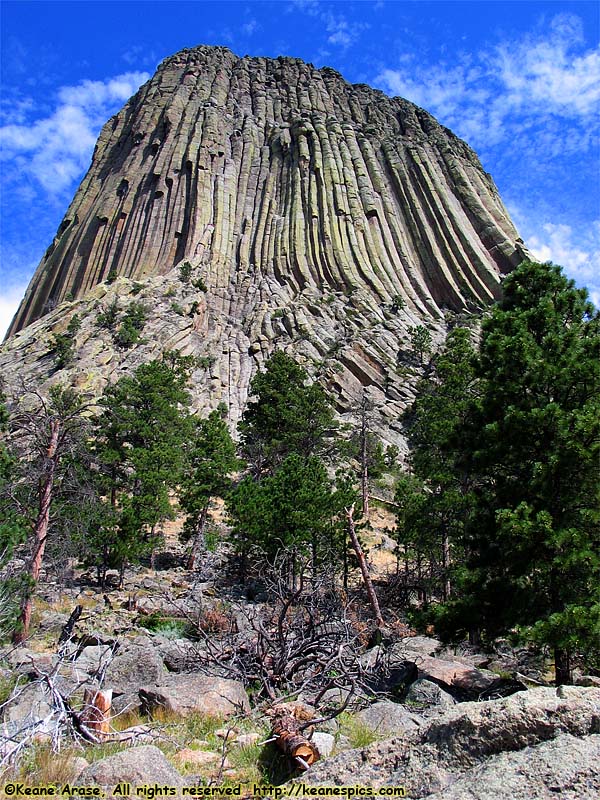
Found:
2,46 -> 527,443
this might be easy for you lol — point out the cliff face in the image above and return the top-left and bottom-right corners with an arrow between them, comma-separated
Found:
1,46 -> 527,443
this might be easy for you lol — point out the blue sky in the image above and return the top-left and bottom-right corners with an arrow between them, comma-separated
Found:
1,0 -> 598,336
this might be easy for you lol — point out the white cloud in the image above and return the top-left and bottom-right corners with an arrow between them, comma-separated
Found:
242,19 -> 259,36
525,220 -> 600,305
0,283 -> 27,341
0,71 -> 150,195
375,13 -> 599,154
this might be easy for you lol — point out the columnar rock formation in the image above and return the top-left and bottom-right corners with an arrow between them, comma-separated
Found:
9,46 -> 523,335
2,46 -> 528,441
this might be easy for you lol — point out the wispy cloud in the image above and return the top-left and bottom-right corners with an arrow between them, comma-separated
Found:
289,0 -> 368,50
375,13 -> 599,155
0,71 -> 150,196
242,18 -> 259,36
526,221 -> 600,307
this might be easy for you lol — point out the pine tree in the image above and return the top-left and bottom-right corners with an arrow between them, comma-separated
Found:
398,327 -> 478,601
0,389 -> 26,638
179,404 -> 238,570
239,351 -> 335,474
89,355 -> 192,585
436,261 -> 600,682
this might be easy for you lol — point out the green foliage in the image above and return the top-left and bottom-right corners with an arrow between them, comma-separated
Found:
179,405 -> 238,546
105,268 -> 118,284
396,327 -> 478,600
239,351 -> 336,474
87,355 -> 193,583
435,262 -> 600,676
178,261 -> 193,283
390,294 -> 406,313
97,299 -> 119,331
0,390 -> 27,638
113,301 -> 148,348
192,276 -> 208,292
170,301 -> 185,316
197,355 -> 216,370
228,454 -> 352,563
50,314 -> 82,369
408,325 -> 433,364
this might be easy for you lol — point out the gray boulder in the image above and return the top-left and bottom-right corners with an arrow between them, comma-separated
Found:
357,701 -> 422,735
405,678 -> 456,711
139,674 -> 250,718
77,745 -> 184,794
299,686 -> 600,798
103,636 -> 168,712
427,734 -> 600,800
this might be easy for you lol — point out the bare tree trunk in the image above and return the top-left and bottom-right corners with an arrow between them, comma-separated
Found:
187,503 -> 209,571
345,504 -> 384,628
13,419 -> 60,645
360,397 -> 369,518
80,689 -> 112,741
441,527 -> 451,601
554,647 -> 572,686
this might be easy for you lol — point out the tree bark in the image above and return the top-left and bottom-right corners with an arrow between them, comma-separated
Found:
361,408 -> 369,518
271,712 -> 319,768
13,418 -> 60,645
80,688 -> 113,741
187,503 -> 209,571
345,504 -> 384,628
441,526 -> 451,601
554,647 -> 572,686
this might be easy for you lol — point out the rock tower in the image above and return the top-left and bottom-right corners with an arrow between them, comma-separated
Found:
2,46 -> 527,441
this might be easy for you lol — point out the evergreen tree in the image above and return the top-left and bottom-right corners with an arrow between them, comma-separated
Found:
89,355 -> 192,585
179,404 -> 239,570
228,453 -> 352,574
0,389 -> 26,638
239,351 -> 335,474
436,261 -> 600,682
398,327 -> 478,600
6,385 -> 90,643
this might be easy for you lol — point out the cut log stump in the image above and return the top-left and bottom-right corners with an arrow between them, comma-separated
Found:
80,688 -> 112,741
271,712 -> 320,769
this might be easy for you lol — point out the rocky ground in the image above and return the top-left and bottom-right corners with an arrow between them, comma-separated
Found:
1,512 -> 599,799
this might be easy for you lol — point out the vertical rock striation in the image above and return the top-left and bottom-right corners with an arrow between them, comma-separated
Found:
2,46 -> 529,443
8,46 -> 523,337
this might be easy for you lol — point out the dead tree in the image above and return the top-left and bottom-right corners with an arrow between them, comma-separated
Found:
345,503 -> 384,628
270,709 -> 320,770
10,387 -> 91,645
80,689 -> 112,741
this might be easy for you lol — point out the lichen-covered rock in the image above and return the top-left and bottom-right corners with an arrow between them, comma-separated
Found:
300,686 -> 600,798
77,745 -> 184,793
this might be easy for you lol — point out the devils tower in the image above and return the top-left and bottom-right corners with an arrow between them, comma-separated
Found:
1,46 -> 527,439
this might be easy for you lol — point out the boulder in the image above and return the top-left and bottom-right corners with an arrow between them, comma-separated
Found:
77,745 -> 184,793
139,674 -> 250,718
4,682 -> 53,726
157,638 -> 204,672
357,701 -> 422,735
414,654 -> 501,697
404,679 -> 456,711
426,734 -> 600,800
312,731 -> 335,759
103,636 -> 168,712
299,686 -> 600,798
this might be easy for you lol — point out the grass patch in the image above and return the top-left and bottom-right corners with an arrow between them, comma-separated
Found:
337,712 -> 381,748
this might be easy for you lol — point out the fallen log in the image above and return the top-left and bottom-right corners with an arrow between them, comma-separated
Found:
270,712 -> 320,769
